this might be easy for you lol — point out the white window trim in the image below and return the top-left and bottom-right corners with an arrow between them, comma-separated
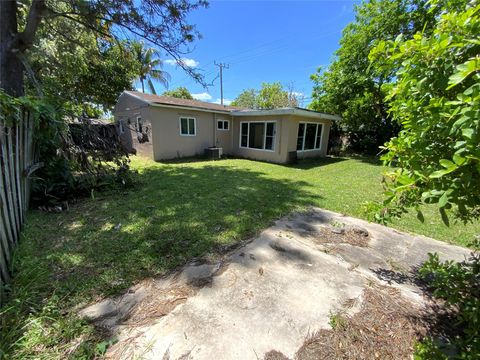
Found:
179,116 -> 196,136
297,122 -> 323,152
217,119 -> 230,131
239,121 -> 277,152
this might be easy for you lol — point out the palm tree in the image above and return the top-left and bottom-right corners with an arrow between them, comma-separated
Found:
132,42 -> 170,94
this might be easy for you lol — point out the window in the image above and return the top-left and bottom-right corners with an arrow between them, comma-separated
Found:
241,123 -> 248,147
240,121 -> 276,151
136,116 -> 143,133
118,120 -> 124,134
179,117 -> 196,136
217,120 -> 229,131
297,122 -> 323,151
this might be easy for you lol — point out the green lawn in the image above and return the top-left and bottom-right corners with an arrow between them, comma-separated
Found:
1,156 -> 478,359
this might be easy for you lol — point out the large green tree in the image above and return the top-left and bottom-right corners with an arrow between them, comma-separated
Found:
371,0 -> 479,223
310,0 -> 438,153
231,82 -> 299,109
162,86 -> 193,99
0,0 -> 208,98
231,89 -> 257,108
26,14 -> 141,114
370,2 -> 479,357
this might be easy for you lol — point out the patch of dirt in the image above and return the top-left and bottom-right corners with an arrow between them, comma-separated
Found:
312,226 -> 370,247
264,350 -> 290,360
123,284 -> 196,326
266,285 -> 428,360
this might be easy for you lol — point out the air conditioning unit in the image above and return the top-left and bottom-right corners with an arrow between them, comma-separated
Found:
205,147 -> 223,160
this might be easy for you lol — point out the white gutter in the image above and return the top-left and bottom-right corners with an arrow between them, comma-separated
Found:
231,108 -> 341,121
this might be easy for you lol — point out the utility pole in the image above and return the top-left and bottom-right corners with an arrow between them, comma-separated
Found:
214,61 -> 229,105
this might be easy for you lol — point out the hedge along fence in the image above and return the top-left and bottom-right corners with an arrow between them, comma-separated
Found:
0,97 -> 37,305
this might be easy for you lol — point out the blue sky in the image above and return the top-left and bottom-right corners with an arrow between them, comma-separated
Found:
139,0 -> 359,106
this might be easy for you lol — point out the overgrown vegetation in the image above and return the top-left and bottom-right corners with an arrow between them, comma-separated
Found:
416,247 -> 479,359
309,0 -> 440,154
364,1 -> 479,358
0,92 -> 132,205
1,156 -> 478,359
371,1 -> 480,223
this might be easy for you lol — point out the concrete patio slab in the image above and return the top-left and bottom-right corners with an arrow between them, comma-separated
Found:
79,208 -> 470,360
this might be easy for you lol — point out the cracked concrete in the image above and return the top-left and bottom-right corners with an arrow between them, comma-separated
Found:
79,208 -> 470,360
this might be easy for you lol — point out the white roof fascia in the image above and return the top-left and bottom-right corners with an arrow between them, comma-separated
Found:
231,108 -> 341,121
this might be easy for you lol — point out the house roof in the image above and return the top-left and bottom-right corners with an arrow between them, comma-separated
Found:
232,108 -> 341,121
124,91 -> 242,113
122,90 -> 341,120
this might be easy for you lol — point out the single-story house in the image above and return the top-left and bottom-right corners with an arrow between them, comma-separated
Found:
113,90 -> 340,164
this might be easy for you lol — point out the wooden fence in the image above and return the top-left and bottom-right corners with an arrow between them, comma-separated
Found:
0,111 -> 35,304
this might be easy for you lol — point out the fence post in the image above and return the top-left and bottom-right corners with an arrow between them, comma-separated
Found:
0,111 -> 35,305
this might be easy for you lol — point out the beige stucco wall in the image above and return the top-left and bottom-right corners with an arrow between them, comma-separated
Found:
148,107 -> 225,160
287,115 -> 332,160
230,115 -> 332,163
213,115 -> 234,154
230,115 -> 292,163
114,93 -> 154,158
114,93 -> 334,163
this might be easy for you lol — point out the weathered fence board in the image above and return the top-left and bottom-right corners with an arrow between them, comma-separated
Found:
0,111 -> 35,304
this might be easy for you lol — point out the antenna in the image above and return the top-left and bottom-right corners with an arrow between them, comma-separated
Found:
214,62 -> 229,105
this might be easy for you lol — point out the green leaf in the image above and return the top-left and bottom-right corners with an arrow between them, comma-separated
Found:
462,128 -> 474,140
453,153 -> 466,165
430,168 -> 456,178
447,57 -> 480,89
450,116 -> 470,134
439,159 -> 456,169
416,210 -> 425,223
438,191 -> 449,208
439,207 -> 450,227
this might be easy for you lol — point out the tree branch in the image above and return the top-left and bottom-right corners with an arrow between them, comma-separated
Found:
16,0 -> 46,51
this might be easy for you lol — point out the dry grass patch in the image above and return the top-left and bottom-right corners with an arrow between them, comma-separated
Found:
267,285 -> 429,360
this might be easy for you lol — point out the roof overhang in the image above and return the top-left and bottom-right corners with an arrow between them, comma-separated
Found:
119,92 -> 341,119
231,108 -> 341,121
149,102 -> 232,114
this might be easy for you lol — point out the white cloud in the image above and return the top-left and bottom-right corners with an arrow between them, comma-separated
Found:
164,58 -> 199,68
291,92 -> 304,98
213,98 -> 232,106
192,92 -> 212,101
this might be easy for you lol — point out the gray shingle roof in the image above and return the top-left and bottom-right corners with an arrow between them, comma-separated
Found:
125,91 -> 243,112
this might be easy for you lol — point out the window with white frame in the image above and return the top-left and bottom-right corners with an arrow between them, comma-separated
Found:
217,119 -> 229,131
240,121 -> 276,151
297,123 -> 323,151
179,117 -> 196,136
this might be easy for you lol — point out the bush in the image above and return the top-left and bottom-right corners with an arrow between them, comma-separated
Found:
416,243 -> 480,359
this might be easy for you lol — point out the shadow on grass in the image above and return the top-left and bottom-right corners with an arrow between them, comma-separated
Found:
289,156 -> 350,170
1,162 -> 323,358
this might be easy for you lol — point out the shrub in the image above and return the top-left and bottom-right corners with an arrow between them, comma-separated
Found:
416,243 -> 479,359
0,91 -> 132,206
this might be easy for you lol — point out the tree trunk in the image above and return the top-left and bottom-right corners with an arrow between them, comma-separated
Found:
0,0 -> 24,96
141,78 -> 145,93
